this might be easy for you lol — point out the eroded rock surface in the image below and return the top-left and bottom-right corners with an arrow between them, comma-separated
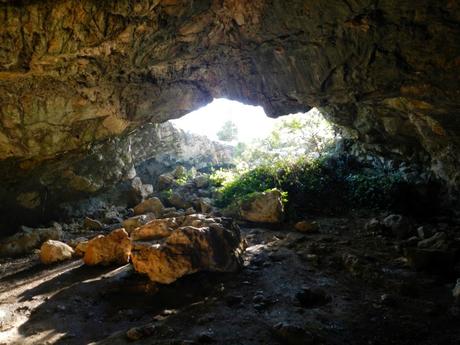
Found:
83,228 -> 131,266
238,190 -> 285,223
131,215 -> 244,284
39,240 -> 74,264
0,0 -> 460,232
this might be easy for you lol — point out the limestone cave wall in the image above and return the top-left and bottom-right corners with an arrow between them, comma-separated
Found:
0,0 -> 459,230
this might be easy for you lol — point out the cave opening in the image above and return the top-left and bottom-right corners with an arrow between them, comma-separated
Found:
1,0 -> 460,343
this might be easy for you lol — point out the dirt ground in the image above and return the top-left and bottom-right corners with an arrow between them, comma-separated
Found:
1,215 -> 459,345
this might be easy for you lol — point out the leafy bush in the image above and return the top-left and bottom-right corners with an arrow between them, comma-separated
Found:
214,154 -> 410,217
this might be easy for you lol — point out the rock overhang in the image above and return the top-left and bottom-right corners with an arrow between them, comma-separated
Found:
0,0 -> 460,230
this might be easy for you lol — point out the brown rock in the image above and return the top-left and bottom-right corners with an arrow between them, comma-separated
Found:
130,218 -> 179,241
294,221 -> 319,234
133,197 -> 164,217
83,229 -> 131,266
39,240 -> 74,264
83,217 -> 104,230
131,219 -> 244,284
122,213 -> 156,234
239,190 -> 284,223
74,240 -> 89,257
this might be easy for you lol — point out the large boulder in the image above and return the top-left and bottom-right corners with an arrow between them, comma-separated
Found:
239,190 -> 285,223
83,228 -> 131,266
131,216 -> 244,284
39,240 -> 74,264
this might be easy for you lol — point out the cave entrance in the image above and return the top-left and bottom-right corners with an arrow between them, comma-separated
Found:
169,98 -> 337,169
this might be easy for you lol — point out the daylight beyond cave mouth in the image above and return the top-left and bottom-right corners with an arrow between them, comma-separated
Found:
171,98 -> 335,145
1,0 -> 460,343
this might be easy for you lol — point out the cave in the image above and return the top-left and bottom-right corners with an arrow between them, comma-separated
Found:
0,1 -> 460,344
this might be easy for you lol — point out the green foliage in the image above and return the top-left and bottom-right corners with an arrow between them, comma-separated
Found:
214,165 -> 281,207
346,171 -> 404,208
234,109 -> 337,168
217,120 -> 239,142
214,154 -> 408,216
160,188 -> 173,200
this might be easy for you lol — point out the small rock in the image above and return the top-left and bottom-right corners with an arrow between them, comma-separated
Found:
342,253 -> 363,275
417,226 -> 431,240
39,240 -> 74,264
126,324 -> 157,341
417,232 -> 448,250
294,221 -> 319,234
130,177 -> 154,202
382,214 -> 414,239
364,218 -> 383,234
83,217 -> 103,230
194,175 -> 209,189
0,307 -> 15,331
157,173 -> 175,190
104,210 -> 122,224
296,287 -> 331,308
168,191 -> 193,209
133,197 -> 164,217
173,165 -> 187,179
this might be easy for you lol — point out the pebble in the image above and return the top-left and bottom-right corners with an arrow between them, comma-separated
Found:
126,324 -> 157,341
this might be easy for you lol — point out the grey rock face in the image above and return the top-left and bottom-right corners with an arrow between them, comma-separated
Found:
0,122 -> 233,233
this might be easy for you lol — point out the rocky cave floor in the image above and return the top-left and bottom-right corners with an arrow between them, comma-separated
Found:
1,213 -> 460,345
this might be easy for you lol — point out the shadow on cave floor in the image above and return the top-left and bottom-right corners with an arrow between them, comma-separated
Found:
1,218 -> 460,345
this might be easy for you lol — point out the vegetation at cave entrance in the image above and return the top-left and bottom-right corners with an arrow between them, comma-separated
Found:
216,120 -> 239,142
208,110 -> 438,218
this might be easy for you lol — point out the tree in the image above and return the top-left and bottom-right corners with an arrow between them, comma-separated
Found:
217,120 -> 238,142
